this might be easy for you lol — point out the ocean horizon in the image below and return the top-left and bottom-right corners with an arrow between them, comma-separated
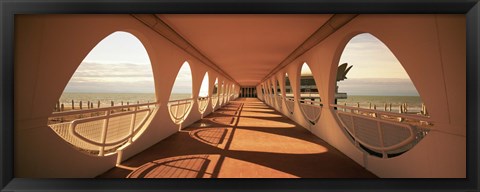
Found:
59,92 -> 423,111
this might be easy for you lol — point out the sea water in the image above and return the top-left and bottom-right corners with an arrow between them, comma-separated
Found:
337,95 -> 423,112
59,92 -> 190,107
59,93 -> 424,112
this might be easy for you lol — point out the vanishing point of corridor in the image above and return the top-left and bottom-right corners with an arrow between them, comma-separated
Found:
99,98 -> 377,178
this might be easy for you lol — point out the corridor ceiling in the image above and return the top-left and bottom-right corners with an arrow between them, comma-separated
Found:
158,14 -> 333,86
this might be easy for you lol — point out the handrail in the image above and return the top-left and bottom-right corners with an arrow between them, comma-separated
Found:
211,95 -> 218,109
49,101 -> 160,156
337,110 -> 415,157
168,98 -> 194,124
299,99 -> 323,107
275,95 -> 283,109
168,98 -> 195,104
197,96 -> 210,114
50,101 -> 158,118
298,99 -> 323,124
330,104 -> 432,122
69,108 -> 151,147
218,94 -> 224,105
284,97 -> 295,114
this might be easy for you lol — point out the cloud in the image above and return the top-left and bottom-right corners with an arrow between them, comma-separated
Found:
64,62 -> 156,93
337,78 -> 420,96
338,33 -> 409,79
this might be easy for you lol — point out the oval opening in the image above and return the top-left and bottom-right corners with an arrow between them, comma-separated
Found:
48,31 -> 157,156
198,72 -> 210,114
212,78 -> 219,109
334,33 -> 430,158
284,73 -> 294,114
298,62 -> 322,125
275,77 -> 283,109
168,61 -> 194,126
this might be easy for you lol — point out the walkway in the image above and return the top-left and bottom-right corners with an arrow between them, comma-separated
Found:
98,98 -> 377,178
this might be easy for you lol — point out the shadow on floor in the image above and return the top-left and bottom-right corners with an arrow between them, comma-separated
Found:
98,98 -> 377,178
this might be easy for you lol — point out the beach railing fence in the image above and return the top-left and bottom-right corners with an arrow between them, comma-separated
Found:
167,98 -> 194,128
275,95 -> 283,109
331,104 -> 431,158
197,96 -> 210,116
284,97 -> 295,114
218,94 -> 224,106
299,99 -> 323,125
49,101 -> 159,156
211,95 -> 218,111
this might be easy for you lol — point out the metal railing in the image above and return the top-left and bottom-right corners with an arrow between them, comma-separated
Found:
197,96 -> 210,114
284,97 -> 295,114
299,99 -> 323,125
168,98 -> 194,125
223,94 -> 228,103
49,102 -> 159,156
331,104 -> 431,158
211,95 -> 218,110
268,94 -> 274,106
218,94 -> 224,106
275,95 -> 283,109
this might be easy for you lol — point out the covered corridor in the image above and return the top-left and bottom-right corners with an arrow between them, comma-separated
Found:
98,98 -> 376,178
13,14 -> 466,179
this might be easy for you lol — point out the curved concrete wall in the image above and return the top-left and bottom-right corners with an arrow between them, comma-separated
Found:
15,14 -> 238,178
14,14 -> 465,178
260,14 -> 465,178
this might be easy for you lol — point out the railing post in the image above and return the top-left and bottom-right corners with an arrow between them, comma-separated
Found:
377,121 -> 387,158
99,110 -> 110,156
351,115 -> 359,147
128,107 -> 137,143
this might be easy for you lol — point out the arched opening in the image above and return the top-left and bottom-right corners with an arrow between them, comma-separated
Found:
260,84 -> 265,101
284,73 -> 294,114
275,77 -> 283,109
268,79 -> 275,105
198,72 -> 210,115
333,33 -> 431,158
232,84 -> 235,99
168,61 -> 194,128
270,80 -> 275,95
47,31 -> 158,156
211,78 -> 219,110
225,83 -> 230,102
298,62 -> 322,125
219,80 -> 225,106
231,84 -> 235,99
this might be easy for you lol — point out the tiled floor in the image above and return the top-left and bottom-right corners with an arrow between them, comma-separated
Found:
98,98 -> 377,178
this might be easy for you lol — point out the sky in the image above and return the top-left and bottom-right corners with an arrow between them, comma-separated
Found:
64,31 -> 419,96
199,72 -> 209,97
300,33 -> 419,96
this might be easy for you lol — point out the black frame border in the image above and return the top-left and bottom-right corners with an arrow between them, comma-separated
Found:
1,0 -> 479,191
